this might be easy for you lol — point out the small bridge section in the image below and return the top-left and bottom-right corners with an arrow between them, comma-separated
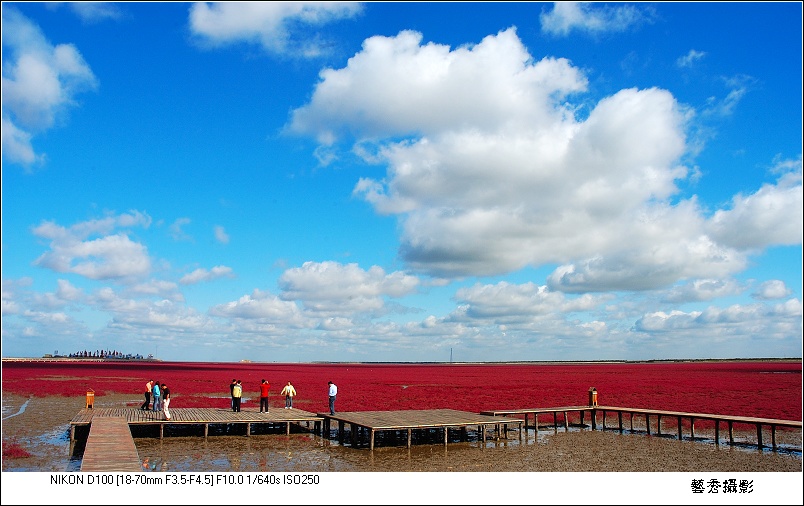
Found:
80,417 -> 141,472
482,405 -> 802,451
318,409 -> 523,450
594,406 -> 802,450
481,406 -> 595,432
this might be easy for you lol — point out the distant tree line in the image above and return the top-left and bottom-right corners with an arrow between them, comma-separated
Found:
46,349 -> 149,360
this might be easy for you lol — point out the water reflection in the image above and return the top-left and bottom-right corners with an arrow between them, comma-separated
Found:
129,426 -> 551,473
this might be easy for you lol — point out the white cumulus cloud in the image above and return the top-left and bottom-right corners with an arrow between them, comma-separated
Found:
1,7 -> 97,167
188,1 -> 361,56
278,261 -> 420,315
31,212 -> 153,281
540,2 -> 653,36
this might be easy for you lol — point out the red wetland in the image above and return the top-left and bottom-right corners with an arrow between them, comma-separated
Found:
2,359 -> 801,423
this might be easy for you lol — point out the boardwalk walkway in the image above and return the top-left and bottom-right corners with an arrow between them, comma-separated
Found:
70,407 -> 323,440
481,405 -> 802,451
594,405 -> 802,450
72,404 -> 800,470
80,417 -> 141,472
318,409 -> 523,450
480,406 -> 595,432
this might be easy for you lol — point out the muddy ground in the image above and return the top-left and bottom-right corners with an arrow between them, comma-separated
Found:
3,393 -> 801,473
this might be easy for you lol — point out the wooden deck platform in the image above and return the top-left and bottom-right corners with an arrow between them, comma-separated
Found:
70,407 -> 323,440
317,409 -> 523,450
80,417 -> 142,472
482,405 -> 802,451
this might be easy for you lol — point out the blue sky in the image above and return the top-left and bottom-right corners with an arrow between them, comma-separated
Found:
2,2 -> 801,363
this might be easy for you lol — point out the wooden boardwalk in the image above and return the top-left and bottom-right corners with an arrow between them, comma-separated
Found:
481,406 -> 595,432
72,404 -> 801,469
594,405 -> 802,450
70,407 -> 323,440
482,405 -> 802,451
80,417 -> 141,472
317,409 -> 523,450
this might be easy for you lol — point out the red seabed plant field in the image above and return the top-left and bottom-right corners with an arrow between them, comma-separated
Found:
2,360 -> 801,423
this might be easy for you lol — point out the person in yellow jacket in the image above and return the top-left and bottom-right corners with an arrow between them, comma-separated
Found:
280,381 -> 296,409
232,380 -> 242,412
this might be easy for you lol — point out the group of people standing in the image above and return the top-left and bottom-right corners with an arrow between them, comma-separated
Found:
140,377 -> 338,418
140,379 -> 171,420
229,379 -> 299,412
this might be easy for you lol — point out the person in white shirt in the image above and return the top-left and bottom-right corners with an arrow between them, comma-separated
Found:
327,381 -> 337,415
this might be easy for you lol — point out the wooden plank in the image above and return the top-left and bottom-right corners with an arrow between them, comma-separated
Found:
81,417 -> 141,472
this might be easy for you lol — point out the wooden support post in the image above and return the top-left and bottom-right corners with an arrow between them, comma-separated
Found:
563,412 -> 568,430
630,412 -> 634,431
534,414 -> 539,433
204,424 -> 209,438
444,427 -> 448,446
690,418 -> 695,440
728,421 -> 734,444
657,414 -> 662,436
246,423 -> 251,436
646,414 -> 650,435
618,412 -> 623,432
580,411 -> 584,428
714,420 -> 719,445
286,422 -> 291,435
350,423 -> 358,446
591,410 -> 596,431
756,424 -> 763,449
553,412 -> 558,430
677,416 -> 682,440
602,410 -> 606,429
70,426 -> 75,441
407,428 -> 412,448
338,420 -> 344,443
524,413 -> 529,432
160,423 -> 164,439
771,425 -> 777,450
370,429 -> 376,451
482,424 -> 487,443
